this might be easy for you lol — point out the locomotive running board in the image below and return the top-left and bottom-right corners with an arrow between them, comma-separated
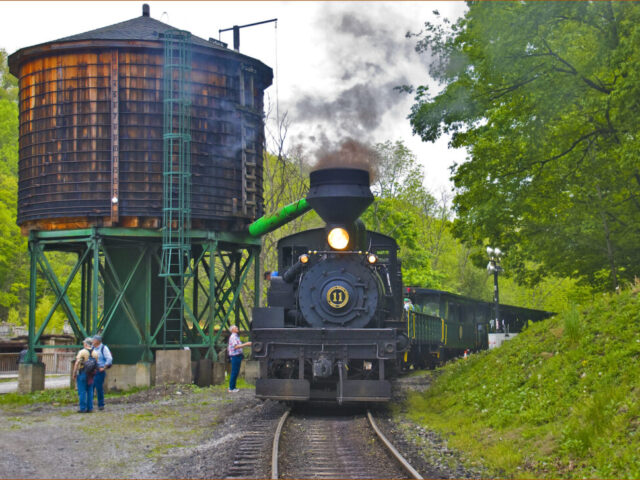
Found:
255,379 -> 310,400
251,328 -> 399,360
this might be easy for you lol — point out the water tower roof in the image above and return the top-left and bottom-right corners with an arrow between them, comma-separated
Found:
8,7 -> 240,75
53,12 -> 225,50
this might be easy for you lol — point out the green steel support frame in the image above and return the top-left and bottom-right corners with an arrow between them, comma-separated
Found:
24,229 -> 261,364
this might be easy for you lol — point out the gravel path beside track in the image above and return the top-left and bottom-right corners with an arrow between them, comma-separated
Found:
0,385 -> 278,479
0,372 -> 487,479
0,375 -> 68,394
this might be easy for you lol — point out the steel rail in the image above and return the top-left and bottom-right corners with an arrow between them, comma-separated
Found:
367,410 -> 423,480
271,408 -> 291,479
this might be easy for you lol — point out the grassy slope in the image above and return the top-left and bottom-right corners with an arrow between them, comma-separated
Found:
405,286 -> 640,478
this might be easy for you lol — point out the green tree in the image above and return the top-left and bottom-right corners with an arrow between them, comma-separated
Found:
0,49 -> 19,179
0,173 -> 28,318
0,49 -> 17,103
0,49 -> 93,332
371,140 -> 426,200
407,2 -> 640,291
0,48 -> 27,321
363,140 -> 442,288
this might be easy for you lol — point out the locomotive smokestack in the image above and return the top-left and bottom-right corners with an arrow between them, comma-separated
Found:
142,4 -> 150,17
306,168 -> 373,225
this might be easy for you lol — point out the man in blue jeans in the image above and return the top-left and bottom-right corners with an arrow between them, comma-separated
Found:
92,335 -> 113,410
227,325 -> 251,393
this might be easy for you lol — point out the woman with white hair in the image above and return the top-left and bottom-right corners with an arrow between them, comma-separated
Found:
72,337 -> 99,413
227,325 -> 251,393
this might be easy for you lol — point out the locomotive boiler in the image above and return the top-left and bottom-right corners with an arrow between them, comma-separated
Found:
250,168 -> 408,403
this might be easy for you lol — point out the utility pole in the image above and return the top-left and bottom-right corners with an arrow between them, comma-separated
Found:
486,247 -> 504,334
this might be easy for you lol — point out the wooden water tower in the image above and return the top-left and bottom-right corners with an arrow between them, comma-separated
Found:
9,5 -> 272,387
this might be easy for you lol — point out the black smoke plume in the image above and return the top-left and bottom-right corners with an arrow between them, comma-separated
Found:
287,5 -> 431,167
313,138 -> 380,182
295,79 -> 406,138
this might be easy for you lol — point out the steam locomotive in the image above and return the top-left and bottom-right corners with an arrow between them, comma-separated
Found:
249,167 -> 554,404
251,168 -> 409,403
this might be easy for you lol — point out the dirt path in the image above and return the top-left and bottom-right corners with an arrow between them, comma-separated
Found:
0,385 -> 279,479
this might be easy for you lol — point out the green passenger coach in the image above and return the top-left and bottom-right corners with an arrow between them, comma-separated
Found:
402,288 -> 553,369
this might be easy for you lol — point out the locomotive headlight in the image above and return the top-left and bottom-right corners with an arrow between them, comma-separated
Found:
327,228 -> 349,250
367,254 -> 378,264
299,254 -> 309,264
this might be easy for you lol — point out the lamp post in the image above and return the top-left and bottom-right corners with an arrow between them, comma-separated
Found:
486,247 -> 503,334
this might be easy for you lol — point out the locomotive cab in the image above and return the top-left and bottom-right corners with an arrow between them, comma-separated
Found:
251,168 -> 406,404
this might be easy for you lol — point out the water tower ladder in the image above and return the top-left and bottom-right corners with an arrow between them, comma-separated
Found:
161,29 -> 193,343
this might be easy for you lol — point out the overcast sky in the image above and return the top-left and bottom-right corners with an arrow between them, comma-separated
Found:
0,1 -> 467,194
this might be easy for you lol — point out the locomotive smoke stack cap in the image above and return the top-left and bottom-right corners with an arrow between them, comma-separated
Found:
306,168 -> 374,225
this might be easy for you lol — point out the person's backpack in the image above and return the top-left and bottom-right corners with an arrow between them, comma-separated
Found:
83,349 -> 98,376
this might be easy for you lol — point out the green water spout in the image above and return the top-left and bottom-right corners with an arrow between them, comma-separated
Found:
248,198 -> 311,237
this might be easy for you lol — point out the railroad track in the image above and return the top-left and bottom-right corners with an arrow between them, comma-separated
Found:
225,410 -> 286,479
272,407 -> 423,479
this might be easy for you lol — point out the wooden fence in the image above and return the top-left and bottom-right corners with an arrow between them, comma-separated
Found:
0,352 -> 76,375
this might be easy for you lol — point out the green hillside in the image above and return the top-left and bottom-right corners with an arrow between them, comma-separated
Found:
405,284 -> 640,478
